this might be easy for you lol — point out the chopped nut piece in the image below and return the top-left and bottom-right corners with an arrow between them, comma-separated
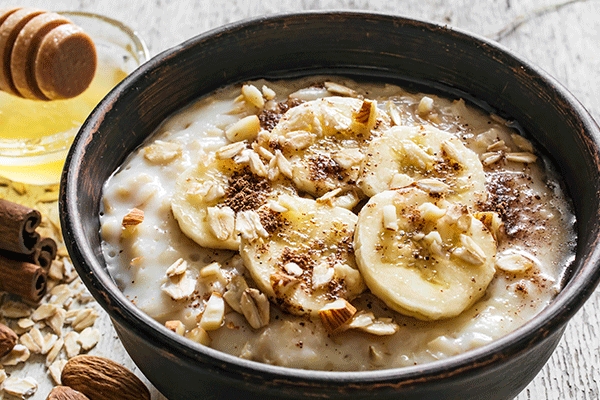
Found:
418,202 -> 446,222
165,320 -> 186,335
144,140 -> 182,164
382,204 -> 398,231
199,293 -> 225,331
0,367 -> 5,384
354,99 -> 376,127
199,262 -> 222,278
360,319 -> 400,336
185,327 -> 211,346
283,262 -> 304,277
417,96 -> 434,116
225,115 -> 261,142
423,231 -> 445,257
369,345 -> 386,365
240,288 -> 270,329
0,323 -> 18,357
267,155 -> 280,181
122,208 -> 145,227
318,299 -> 357,333
312,261 -> 335,289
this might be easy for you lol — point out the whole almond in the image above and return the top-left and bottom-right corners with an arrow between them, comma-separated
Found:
47,385 -> 90,400
0,323 -> 18,357
61,355 -> 150,400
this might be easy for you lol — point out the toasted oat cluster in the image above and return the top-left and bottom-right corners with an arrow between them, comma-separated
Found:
100,77 -> 575,371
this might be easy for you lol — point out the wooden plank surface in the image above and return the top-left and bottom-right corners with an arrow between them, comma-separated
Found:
2,0 -> 599,398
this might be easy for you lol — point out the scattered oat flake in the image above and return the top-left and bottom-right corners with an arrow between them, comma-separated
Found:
48,358 -> 68,385
3,376 -> 38,398
77,327 -> 101,351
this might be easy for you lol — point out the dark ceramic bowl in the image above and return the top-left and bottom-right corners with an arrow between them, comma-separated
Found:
60,11 -> 600,400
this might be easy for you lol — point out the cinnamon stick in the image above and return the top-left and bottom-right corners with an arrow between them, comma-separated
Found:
0,253 -> 47,302
0,199 -> 41,255
28,237 -> 57,270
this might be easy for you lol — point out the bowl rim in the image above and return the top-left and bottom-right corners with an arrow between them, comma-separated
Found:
61,9 -> 600,385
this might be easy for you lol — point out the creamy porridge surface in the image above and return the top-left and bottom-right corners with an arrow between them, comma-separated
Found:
100,76 -> 576,371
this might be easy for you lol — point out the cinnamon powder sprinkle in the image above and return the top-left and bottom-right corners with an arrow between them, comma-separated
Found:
224,168 -> 271,213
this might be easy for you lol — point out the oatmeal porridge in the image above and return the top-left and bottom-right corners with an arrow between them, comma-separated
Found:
99,76 -> 576,371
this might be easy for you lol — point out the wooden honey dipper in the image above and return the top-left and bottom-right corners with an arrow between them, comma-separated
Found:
0,7 -> 97,100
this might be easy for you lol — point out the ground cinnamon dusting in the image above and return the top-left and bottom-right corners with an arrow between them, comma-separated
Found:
257,208 -> 283,234
224,168 -> 271,213
258,98 -> 303,131
308,155 -> 343,182
280,247 -> 312,270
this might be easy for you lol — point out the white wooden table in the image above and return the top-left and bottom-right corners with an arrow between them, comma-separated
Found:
5,0 -> 599,399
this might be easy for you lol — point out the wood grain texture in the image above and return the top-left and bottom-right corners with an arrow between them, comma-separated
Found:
2,0 -> 598,398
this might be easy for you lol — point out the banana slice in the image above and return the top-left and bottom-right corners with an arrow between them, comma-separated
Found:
354,187 -> 496,320
257,96 -> 390,199
239,194 -> 366,316
358,125 -> 486,207
171,150 -> 293,250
